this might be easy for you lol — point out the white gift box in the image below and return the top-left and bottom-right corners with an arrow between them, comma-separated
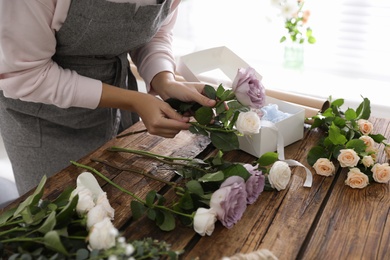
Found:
176,46 -> 305,157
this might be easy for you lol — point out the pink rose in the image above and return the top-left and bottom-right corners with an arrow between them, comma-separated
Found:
344,168 -> 369,189
210,176 -> 247,229
371,163 -> 390,183
232,67 -> 266,109
243,164 -> 265,204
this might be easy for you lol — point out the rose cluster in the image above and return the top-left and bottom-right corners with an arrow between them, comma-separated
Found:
193,160 -> 292,236
308,98 -> 390,189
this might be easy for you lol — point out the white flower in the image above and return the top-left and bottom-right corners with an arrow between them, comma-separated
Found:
87,204 -> 109,229
73,187 -> 95,216
361,155 -> 374,168
96,192 -> 115,220
125,244 -> 135,256
193,207 -> 217,236
88,217 -> 118,250
268,161 -> 291,191
280,0 -> 299,19
236,111 -> 261,135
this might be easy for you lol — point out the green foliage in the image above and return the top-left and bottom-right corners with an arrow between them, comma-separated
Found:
306,96 -> 387,173
166,84 -> 246,152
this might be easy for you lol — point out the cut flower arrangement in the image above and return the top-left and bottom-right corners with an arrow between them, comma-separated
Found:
271,0 -> 316,44
307,97 -> 390,188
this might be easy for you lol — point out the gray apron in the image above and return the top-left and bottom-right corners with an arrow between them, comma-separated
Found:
0,0 -> 172,195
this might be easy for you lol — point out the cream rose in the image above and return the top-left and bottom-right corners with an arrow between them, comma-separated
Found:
193,207 -> 217,236
313,158 -> 335,177
359,135 -> 376,152
96,192 -> 115,220
371,163 -> 390,183
344,168 -> 369,189
337,149 -> 360,167
236,110 -> 261,135
361,155 -> 374,168
74,187 -> 95,216
268,161 -> 291,191
357,119 -> 374,135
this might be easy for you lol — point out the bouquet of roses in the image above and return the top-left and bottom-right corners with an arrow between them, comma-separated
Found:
307,97 -> 390,188
167,67 -> 267,152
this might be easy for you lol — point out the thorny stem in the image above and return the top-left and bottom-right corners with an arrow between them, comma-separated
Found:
90,157 -> 177,187
70,161 -> 193,218
189,122 -> 236,133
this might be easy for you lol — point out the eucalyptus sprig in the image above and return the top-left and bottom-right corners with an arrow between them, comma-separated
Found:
166,84 -> 249,152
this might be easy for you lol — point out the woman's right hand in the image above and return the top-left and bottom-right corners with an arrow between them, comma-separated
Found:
99,83 -> 191,138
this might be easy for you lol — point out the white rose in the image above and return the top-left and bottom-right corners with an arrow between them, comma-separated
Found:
193,207 -> 217,236
268,161 -> 291,191
236,111 -> 261,135
88,217 -> 118,250
74,187 -> 95,216
96,192 -> 115,220
87,204 -> 109,229
359,135 -> 376,152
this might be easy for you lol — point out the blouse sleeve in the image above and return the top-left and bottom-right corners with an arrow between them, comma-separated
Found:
129,0 -> 180,93
0,0 -> 102,109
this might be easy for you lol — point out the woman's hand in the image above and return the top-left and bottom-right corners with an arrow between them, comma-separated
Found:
150,71 -> 216,108
99,83 -> 192,138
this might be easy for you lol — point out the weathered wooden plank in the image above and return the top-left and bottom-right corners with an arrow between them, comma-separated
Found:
301,117 -> 390,259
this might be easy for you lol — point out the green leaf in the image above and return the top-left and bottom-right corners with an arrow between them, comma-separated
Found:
194,107 -> 213,125
216,84 -> 226,99
369,133 -> 386,143
146,190 -> 157,207
328,123 -> 348,145
257,152 -> 279,166
43,230 -> 69,255
177,191 -> 194,211
331,98 -> 344,108
37,210 -> 57,234
346,139 -> 366,154
204,85 -> 216,100
55,194 -> 78,229
345,108 -> 357,121
185,180 -> 204,196
147,209 -> 156,221
0,207 -> 16,224
210,132 -> 239,151
14,175 -> 47,217
356,97 -> 371,119
131,201 -> 146,220
189,125 -> 209,136
76,249 -> 90,260
157,210 -> 176,231
223,164 -> 251,180
198,171 -> 224,182
307,146 -> 328,166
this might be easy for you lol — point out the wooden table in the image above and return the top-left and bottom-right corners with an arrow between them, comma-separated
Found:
2,118 -> 390,260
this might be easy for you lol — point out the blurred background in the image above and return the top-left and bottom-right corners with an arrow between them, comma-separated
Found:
2,0 -> 390,205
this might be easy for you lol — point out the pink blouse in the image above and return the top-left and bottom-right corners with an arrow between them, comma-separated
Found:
0,0 -> 180,109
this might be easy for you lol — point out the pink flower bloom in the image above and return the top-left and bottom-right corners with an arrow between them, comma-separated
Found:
210,176 -> 247,229
243,164 -> 265,204
232,67 -> 266,109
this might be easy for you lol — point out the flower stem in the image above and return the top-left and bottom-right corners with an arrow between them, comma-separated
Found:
189,122 -> 236,133
107,146 -> 209,174
70,161 -> 193,218
116,129 -> 148,139
90,157 -> 178,187
70,161 -> 146,204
